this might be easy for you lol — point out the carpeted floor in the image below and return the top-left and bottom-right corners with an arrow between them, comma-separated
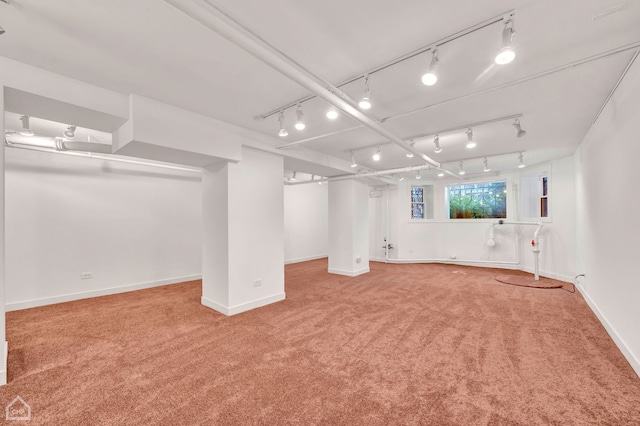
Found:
0,259 -> 639,425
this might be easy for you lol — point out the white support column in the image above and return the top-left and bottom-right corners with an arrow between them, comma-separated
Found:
1,86 -> 7,385
328,179 -> 370,276
201,148 -> 285,316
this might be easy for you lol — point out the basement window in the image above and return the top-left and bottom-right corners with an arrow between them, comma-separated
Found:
521,170 -> 550,220
447,181 -> 507,219
410,185 -> 433,219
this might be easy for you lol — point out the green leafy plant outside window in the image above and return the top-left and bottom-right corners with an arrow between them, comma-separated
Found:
448,181 -> 507,219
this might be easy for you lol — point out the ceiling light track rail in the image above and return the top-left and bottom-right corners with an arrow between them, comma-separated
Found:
346,113 -> 523,153
257,10 -> 514,121
591,50 -> 639,126
277,41 -> 640,149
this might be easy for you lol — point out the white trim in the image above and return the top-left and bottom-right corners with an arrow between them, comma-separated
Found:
328,267 -> 370,277
284,254 -> 327,265
201,292 -> 285,316
520,266 -> 573,284
0,341 -> 7,386
577,284 -> 640,378
5,274 -> 202,312
369,257 -> 387,263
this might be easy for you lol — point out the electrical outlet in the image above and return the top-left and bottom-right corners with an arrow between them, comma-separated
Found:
81,272 -> 93,280
253,279 -> 262,287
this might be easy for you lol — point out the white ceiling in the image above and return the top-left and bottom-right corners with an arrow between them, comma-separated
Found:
1,0 -> 639,178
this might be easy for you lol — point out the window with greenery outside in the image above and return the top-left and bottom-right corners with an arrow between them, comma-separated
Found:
448,181 -> 507,219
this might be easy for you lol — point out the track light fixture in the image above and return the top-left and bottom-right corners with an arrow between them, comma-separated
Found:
495,17 -> 516,65
399,175 -> 405,181
483,157 -> 491,172
372,146 -> 381,161
518,153 -> 526,168
358,74 -> 372,110
416,170 -> 421,179
278,111 -> 288,137
433,134 -> 442,153
326,108 -> 339,120
458,161 -> 466,175
513,118 -> 526,138
291,171 -> 298,181
465,128 -> 476,149
421,49 -> 439,86
437,171 -> 445,177
19,115 -> 34,136
63,125 -> 76,139
294,104 -> 306,131
0,24 -> 5,36
350,150 -> 358,168
406,140 -> 415,158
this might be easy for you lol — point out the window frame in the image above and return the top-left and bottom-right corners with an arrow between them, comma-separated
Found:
409,184 -> 434,221
445,179 -> 508,220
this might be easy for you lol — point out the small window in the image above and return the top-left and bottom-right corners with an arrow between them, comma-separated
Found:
447,181 -> 507,219
410,185 -> 433,219
521,171 -> 549,220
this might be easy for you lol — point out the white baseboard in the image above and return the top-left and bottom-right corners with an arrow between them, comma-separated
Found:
201,292 -> 286,316
327,267 -> 370,277
520,266 -> 574,283
284,254 -> 327,265
369,257 -> 387,263
5,274 -> 202,312
0,341 -> 6,386
576,284 -> 640,378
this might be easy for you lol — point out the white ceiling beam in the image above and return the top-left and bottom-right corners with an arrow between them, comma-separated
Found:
163,0 -> 449,175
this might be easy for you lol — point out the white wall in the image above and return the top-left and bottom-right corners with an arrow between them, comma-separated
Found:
284,183 -> 328,264
5,148 -> 203,311
370,163 -> 576,282
518,157 -> 576,282
574,57 -> 640,376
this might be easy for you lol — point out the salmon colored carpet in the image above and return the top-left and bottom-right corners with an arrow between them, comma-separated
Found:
1,259 -> 639,425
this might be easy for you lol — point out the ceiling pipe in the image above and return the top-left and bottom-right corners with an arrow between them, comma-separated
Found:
162,0 -> 441,170
284,164 -> 436,186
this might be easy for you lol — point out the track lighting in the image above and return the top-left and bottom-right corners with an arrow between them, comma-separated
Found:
465,128 -> 476,149
421,49 -> 439,86
406,140 -> 415,158
294,104 -> 306,131
350,150 -> 358,168
291,171 -> 298,181
416,170 -> 422,179
458,161 -> 466,175
437,171 -> 445,177
399,176 -> 405,181
326,108 -> 339,120
433,134 -> 442,153
513,118 -> 526,138
483,158 -> 491,172
358,74 -> 372,110
19,115 -> 34,136
372,146 -> 381,161
0,24 -> 5,36
278,111 -> 288,137
518,153 -> 526,168
63,125 -> 76,139
495,18 -> 516,65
